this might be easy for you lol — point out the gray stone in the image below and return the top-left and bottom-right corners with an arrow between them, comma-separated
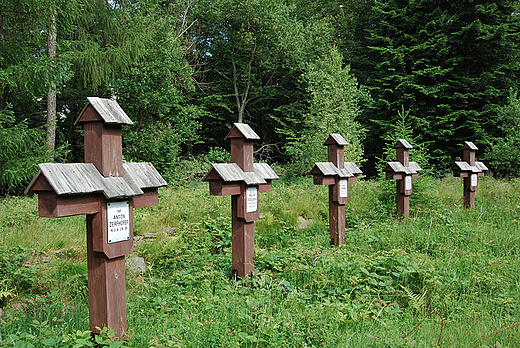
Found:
0,308 -> 4,323
297,216 -> 311,230
126,256 -> 147,274
163,227 -> 178,235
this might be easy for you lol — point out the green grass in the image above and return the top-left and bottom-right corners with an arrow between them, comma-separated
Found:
1,175 -> 519,347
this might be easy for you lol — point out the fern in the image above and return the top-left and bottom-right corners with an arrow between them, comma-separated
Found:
400,284 -> 427,315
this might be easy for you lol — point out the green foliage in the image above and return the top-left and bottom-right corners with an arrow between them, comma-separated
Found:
0,105 -> 48,195
3,324 -> 125,348
0,246 -> 35,307
376,106 -> 431,176
284,47 -> 366,174
123,123 -> 181,183
353,0 -> 520,174
485,88 -> 520,177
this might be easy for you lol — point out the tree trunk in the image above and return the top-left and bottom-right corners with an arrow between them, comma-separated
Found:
46,8 -> 57,160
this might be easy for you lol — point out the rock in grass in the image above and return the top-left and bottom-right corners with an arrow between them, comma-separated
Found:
126,256 -> 147,274
297,216 -> 311,230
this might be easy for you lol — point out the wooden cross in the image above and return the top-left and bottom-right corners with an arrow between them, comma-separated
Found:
203,123 -> 278,278
384,139 -> 422,217
451,141 -> 488,208
25,97 -> 167,336
309,134 -> 362,246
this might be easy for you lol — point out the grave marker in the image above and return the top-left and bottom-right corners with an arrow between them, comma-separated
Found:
451,141 -> 488,208
25,97 -> 167,336
384,139 -> 422,217
204,123 -> 278,278
309,134 -> 362,246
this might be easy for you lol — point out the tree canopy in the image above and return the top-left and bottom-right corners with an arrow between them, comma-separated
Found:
1,0 -> 520,194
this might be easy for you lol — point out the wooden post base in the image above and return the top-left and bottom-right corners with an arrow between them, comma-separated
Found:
396,181 -> 410,218
328,187 -> 345,246
463,177 -> 475,208
231,196 -> 255,278
87,215 -> 127,337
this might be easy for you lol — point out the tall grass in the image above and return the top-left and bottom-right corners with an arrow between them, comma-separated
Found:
1,175 -> 519,347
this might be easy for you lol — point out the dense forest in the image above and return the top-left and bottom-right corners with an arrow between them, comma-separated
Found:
1,0 -> 520,195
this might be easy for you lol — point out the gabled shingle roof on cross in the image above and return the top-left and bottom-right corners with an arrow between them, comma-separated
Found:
225,123 -> 261,140
75,97 -> 133,125
26,162 -> 166,199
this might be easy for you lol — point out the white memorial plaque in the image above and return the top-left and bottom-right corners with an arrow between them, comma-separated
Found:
339,179 -> 348,198
471,173 -> 478,187
107,201 -> 130,244
246,187 -> 258,213
405,175 -> 412,191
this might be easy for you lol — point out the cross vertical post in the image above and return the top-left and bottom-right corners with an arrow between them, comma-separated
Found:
204,123 -> 278,278
26,98 -> 167,336
384,139 -> 422,218
310,134 -> 362,246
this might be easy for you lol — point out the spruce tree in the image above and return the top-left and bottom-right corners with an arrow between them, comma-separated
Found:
355,0 -> 520,175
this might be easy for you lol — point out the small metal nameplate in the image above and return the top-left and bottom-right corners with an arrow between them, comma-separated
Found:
339,179 -> 348,198
107,201 -> 130,244
246,187 -> 258,213
471,173 -> 478,187
405,175 -> 412,191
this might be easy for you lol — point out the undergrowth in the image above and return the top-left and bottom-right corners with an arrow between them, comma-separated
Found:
0,175 -> 519,347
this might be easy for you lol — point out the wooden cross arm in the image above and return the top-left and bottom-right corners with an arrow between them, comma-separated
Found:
132,189 -> 160,208
312,174 -> 336,186
37,191 -> 100,218
208,181 -> 242,196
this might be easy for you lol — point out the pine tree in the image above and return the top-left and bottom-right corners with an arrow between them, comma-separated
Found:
354,0 -> 520,175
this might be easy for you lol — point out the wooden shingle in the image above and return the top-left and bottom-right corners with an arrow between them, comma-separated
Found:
385,161 -> 422,174
76,97 -> 133,125
394,139 -> 413,149
204,161 -> 278,185
345,162 -> 363,175
25,162 -> 169,199
462,141 -> 478,151
225,123 -> 261,140
253,163 -> 279,180
452,161 -> 488,173
123,162 -> 167,189
323,134 -> 348,146
310,162 -> 362,178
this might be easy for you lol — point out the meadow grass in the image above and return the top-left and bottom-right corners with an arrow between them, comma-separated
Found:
0,175 -> 519,347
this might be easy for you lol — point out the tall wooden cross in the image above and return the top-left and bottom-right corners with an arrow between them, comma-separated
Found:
203,123 -> 278,278
451,141 -> 488,208
384,139 -> 422,217
25,97 -> 167,336
309,134 -> 362,246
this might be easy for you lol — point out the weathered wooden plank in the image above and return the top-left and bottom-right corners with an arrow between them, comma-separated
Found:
258,182 -> 272,192
345,162 -> 362,175
38,192 -> 99,217
104,177 -> 142,199
210,163 -> 245,182
394,139 -> 413,149
314,162 -> 339,176
209,181 -> 242,196
324,133 -> 348,146
123,162 -> 167,189
243,172 -> 266,185
225,123 -> 260,140
132,189 -> 159,208
253,163 -> 279,180
84,97 -> 133,125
